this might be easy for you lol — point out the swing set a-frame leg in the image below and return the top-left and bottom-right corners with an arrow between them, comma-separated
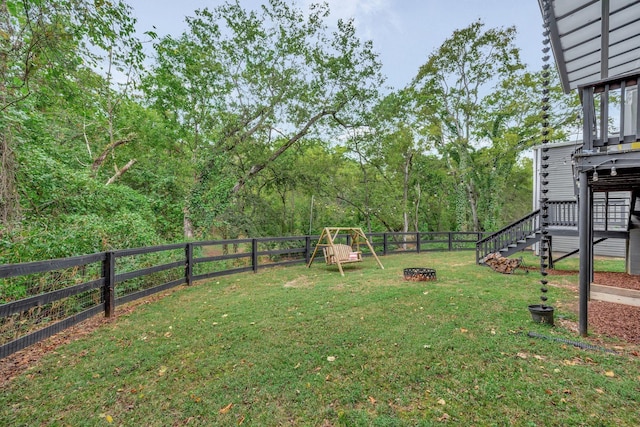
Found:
307,228 -> 328,268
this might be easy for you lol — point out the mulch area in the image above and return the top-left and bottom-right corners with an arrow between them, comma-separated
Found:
529,268 -> 640,346
2,272 -> 639,386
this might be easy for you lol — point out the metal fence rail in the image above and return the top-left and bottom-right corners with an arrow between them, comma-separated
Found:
0,231 -> 479,359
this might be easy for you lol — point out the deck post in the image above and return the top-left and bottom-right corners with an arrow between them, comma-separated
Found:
578,171 -> 590,336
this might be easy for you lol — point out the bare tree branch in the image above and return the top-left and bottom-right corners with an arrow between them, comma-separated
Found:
105,159 -> 136,185
91,134 -> 135,171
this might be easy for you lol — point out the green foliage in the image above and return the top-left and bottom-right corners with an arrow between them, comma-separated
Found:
410,21 -> 578,232
1,1 -> 578,260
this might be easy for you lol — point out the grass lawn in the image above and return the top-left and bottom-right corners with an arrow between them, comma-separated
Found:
2,252 -> 639,426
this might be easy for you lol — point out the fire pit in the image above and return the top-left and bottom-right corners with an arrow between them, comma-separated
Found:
403,268 -> 437,282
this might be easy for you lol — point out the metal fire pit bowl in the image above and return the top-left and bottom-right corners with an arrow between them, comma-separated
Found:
403,268 -> 437,282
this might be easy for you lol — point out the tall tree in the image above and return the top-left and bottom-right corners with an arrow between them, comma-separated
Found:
411,21 -> 578,231
411,21 -> 524,231
145,0 -> 384,237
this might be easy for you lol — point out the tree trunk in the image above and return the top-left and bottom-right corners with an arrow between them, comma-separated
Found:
466,181 -> 481,232
183,205 -> 194,239
0,129 -> 20,230
413,183 -> 421,232
92,136 -> 135,172
402,152 -> 413,249
231,109 -> 333,194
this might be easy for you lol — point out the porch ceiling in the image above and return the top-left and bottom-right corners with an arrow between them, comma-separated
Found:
577,150 -> 640,192
541,0 -> 640,93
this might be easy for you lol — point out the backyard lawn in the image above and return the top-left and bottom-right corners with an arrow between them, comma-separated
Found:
2,252 -> 638,426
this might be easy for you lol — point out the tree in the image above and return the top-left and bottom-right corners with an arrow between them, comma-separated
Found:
411,21 -> 524,232
144,0 -> 384,237
0,0 -> 144,230
411,21 -> 579,231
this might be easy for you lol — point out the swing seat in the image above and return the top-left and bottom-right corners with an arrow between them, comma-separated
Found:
322,244 -> 362,265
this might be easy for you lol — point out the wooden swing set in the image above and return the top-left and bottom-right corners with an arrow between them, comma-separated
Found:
307,227 -> 384,276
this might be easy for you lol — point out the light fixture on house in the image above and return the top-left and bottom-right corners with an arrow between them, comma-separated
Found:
591,158 -> 619,182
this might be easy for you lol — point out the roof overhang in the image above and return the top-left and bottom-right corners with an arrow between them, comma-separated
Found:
540,0 -> 640,94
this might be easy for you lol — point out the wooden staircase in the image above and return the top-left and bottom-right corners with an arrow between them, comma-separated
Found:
476,210 -> 541,264
476,197 -> 632,265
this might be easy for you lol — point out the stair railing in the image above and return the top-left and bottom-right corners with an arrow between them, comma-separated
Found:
475,210 -> 540,264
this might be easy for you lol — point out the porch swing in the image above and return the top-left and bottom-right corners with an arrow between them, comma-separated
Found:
307,227 -> 384,276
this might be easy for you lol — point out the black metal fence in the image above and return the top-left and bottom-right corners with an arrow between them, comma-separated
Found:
0,231 -> 482,358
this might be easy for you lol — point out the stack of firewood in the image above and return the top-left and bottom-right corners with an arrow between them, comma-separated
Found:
481,252 -> 522,274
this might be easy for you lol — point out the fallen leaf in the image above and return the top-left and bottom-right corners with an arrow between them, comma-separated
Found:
238,415 -> 245,425
545,389 -> 553,395
605,371 -> 615,377
460,328 -> 468,333
368,396 -> 376,404
164,332 -> 172,338
327,356 -> 336,362
490,329 -> 496,335
158,366 -> 168,376
516,352 -> 528,359
438,413 -> 450,422
437,398 -> 446,405
563,359 -> 577,366
533,355 -> 546,361
219,403 -> 233,414
595,388 -> 605,394
106,415 -> 113,423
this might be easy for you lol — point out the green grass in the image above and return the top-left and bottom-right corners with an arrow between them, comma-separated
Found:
2,252 -> 639,426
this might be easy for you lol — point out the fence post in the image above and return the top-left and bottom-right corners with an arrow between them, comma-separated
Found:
252,239 -> 259,273
305,236 -> 311,264
383,233 -> 388,256
185,243 -> 193,286
416,232 -> 421,253
104,251 -> 116,318
448,233 -> 453,251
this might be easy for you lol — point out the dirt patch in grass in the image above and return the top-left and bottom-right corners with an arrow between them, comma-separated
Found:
283,276 -> 313,289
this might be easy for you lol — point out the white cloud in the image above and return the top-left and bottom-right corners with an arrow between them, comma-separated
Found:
303,0 -> 402,39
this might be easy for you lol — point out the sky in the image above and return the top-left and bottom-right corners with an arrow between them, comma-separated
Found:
126,0 -> 545,90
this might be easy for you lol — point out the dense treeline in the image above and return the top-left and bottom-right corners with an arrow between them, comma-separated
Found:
0,0 -> 580,263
